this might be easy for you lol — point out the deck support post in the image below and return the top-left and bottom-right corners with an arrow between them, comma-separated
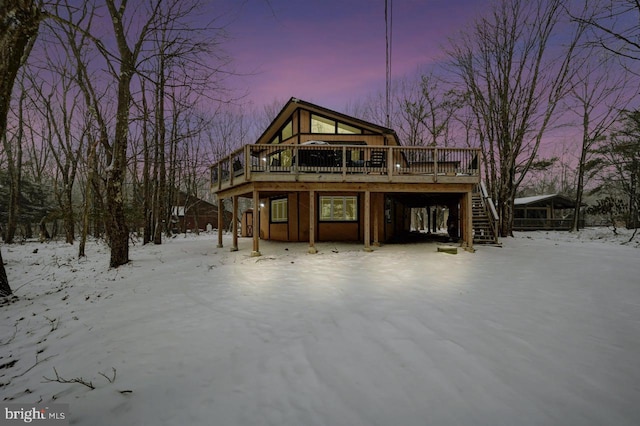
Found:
251,189 -> 261,256
432,208 -> 438,233
231,195 -> 239,252
462,191 -> 475,252
217,196 -> 224,248
308,190 -> 317,253
364,190 -> 373,252
373,193 -> 380,247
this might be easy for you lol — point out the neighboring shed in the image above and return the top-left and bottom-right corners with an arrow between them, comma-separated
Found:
171,191 -> 232,232
513,194 -> 579,230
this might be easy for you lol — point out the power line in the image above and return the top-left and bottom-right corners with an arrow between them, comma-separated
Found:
385,0 -> 393,128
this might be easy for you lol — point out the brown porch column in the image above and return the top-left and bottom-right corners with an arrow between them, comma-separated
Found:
432,208 -> 437,233
251,189 -> 261,257
309,190 -> 317,254
373,193 -> 380,246
364,190 -> 373,252
217,196 -> 224,248
462,191 -> 474,252
231,195 -> 238,252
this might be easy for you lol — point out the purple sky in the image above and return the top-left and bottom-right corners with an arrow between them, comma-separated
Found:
219,0 -> 487,111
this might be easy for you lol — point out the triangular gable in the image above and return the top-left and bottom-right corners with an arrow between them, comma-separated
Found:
255,97 -> 401,146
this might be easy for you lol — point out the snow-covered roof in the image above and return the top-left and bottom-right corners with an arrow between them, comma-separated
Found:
514,194 -> 576,208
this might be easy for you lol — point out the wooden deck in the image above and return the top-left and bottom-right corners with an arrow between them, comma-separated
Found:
211,145 -> 481,195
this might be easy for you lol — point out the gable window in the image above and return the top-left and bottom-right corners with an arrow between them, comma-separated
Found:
269,119 -> 293,144
311,114 -> 363,135
271,198 -> 288,222
282,120 -> 293,140
311,114 -> 335,133
319,196 -> 357,221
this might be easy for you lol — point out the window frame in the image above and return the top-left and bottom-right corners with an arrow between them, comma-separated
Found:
270,197 -> 288,223
311,113 -> 362,135
319,195 -> 358,222
269,119 -> 294,144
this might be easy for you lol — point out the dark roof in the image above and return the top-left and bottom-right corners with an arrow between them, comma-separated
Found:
175,190 -> 217,208
255,97 -> 401,146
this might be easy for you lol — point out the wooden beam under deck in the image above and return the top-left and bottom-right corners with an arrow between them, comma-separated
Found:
215,181 -> 476,199
213,173 -> 478,194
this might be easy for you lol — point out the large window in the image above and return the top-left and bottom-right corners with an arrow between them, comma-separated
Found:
311,114 -> 362,134
269,119 -> 293,144
311,114 -> 335,133
271,198 -> 288,222
320,196 -> 358,221
282,120 -> 293,140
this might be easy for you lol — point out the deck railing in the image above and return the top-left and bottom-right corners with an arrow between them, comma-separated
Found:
211,144 -> 481,189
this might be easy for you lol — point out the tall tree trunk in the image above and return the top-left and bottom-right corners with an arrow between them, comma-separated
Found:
0,249 -> 9,298
630,166 -> 638,229
79,138 -> 99,258
4,87 -> 26,244
2,129 -> 22,244
62,180 -> 74,244
105,68 -> 132,266
103,0 -> 161,266
449,0 -> 585,237
0,0 -> 41,296
141,80 -> 153,244
153,64 -> 166,244
572,110 -> 590,232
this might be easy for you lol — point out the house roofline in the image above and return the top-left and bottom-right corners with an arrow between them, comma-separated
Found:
514,194 -> 579,208
255,97 -> 401,146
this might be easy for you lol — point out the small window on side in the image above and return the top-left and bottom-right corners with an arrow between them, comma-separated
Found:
271,198 -> 288,222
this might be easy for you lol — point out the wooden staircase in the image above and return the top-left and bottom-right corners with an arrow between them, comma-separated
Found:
472,184 -> 500,245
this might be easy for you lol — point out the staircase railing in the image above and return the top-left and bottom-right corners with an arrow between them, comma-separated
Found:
477,182 -> 500,243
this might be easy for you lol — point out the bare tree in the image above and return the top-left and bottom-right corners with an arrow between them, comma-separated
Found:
567,49 -> 636,231
2,78 -> 27,244
101,0 -> 166,266
416,73 -> 462,147
573,0 -> 640,68
53,0 -> 169,265
49,1 -> 112,256
25,55 -> 87,244
78,120 -> 102,258
395,76 -> 428,147
593,110 -> 640,236
448,0 -> 586,236
0,0 -> 42,296
134,0 -> 231,243
207,106 -> 252,162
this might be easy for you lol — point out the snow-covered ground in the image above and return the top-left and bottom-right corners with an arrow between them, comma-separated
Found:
1,229 -> 639,426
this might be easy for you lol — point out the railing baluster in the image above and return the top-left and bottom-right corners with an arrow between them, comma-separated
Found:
210,145 -> 481,187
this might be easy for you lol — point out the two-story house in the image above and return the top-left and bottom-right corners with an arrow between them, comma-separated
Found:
211,98 -> 488,255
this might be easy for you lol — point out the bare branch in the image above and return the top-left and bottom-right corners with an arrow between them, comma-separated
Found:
43,367 -> 95,390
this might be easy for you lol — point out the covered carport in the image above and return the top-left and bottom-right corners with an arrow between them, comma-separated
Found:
386,192 -> 469,243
